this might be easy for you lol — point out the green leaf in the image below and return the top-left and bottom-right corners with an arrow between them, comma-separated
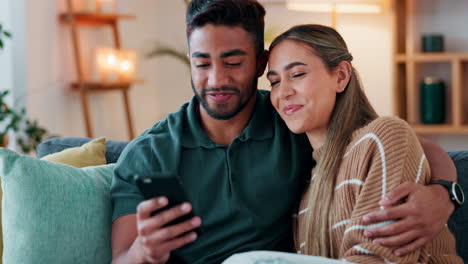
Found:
4,31 -> 12,38
0,39 -> 3,49
146,46 -> 190,67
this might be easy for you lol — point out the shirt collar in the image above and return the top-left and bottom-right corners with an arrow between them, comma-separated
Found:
181,90 -> 274,148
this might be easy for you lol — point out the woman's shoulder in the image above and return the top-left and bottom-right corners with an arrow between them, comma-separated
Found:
348,116 -> 418,155
353,116 -> 413,139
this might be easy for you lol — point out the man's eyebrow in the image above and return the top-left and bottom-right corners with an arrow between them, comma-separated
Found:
220,49 -> 247,58
266,62 -> 307,78
191,52 -> 210,58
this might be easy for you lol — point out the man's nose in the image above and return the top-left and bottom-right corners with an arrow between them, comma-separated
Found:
207,66 -> 229,88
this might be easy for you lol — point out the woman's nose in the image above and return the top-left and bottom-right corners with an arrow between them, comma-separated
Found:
277,82 -> 295,100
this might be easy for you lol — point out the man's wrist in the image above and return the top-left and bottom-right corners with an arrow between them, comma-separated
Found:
429,184 -> 455,213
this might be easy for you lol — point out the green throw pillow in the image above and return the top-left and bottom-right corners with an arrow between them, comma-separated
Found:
0,148 -> 114,263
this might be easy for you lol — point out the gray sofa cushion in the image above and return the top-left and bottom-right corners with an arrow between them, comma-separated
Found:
448,151 -> 468,263
36,137 -> 128,164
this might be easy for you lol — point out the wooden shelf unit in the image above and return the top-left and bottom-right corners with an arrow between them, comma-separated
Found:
59,0 -> 137,139
395,52 -> 468,63
413,125 -> 468,135
59,12 -> 136,26
70,80 -> 144,91
392,0 -> 468,134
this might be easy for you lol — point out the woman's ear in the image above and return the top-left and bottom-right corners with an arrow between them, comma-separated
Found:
335,61 -> 352,93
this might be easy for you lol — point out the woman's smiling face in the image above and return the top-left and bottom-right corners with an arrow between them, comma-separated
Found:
267,40 -> 341,134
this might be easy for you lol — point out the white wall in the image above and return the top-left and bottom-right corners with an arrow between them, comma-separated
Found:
13,0 -> 468,150
0,0 -> 27,150
25,0 -> 131,140
118,0 -> 193,133
23,0 -> 193,141
0,0 -> 14,95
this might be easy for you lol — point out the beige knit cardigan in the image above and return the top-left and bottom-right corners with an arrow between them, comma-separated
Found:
294,117 -> 462,264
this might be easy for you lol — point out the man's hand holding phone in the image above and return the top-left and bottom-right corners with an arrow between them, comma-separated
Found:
134,197 -> 201,263
133,176 -> 202,264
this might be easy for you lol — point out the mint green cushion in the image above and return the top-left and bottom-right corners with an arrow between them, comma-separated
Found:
0,148 -> 114,263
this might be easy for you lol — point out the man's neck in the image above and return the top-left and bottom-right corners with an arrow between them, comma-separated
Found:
199,93 -> 257,146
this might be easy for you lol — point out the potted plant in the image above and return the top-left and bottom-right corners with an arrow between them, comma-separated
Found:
0,90 -> 53,152
0,23 -> 14,147
0,23 -> 54,152
0,91 -> 22,147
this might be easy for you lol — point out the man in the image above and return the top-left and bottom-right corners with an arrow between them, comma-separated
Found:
111,1 -> 459,263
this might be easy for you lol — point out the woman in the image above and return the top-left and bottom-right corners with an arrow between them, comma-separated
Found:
224,24 -> 462,264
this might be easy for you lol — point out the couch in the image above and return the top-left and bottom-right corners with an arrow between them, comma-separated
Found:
36,137 -> 468,263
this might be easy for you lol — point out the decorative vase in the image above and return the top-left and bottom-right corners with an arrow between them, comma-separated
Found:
420,77 -> 446,124
422,34 -> 444,52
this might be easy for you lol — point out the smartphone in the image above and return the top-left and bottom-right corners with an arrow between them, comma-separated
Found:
133,174 -> 200,233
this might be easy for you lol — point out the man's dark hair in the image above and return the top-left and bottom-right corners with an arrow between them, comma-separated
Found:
186,0 -> 266,56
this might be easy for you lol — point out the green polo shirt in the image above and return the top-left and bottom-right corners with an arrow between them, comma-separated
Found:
111,90 -> 313,264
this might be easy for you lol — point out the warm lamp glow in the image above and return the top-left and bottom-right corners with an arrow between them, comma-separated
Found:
117,50 -> 137,81
120,61 -> 131,71
106,54 -> 118,67
287,3 -> 332,12
286,0 -> 382,13
97,48 -> 118,81
336,3 -> 381,13
96,48 -> 137,82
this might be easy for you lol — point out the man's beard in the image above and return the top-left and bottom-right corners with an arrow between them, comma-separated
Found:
191,78 -> 257,120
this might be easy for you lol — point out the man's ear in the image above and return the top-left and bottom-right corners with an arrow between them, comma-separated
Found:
256,50 -> 269,78
335,60 -> 352,93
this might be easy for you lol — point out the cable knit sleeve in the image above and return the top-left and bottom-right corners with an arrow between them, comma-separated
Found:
337,117 -> 430,264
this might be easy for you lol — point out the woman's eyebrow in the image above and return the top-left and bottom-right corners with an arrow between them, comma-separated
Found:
284,61 -> 307,71
267,61 -> 307,78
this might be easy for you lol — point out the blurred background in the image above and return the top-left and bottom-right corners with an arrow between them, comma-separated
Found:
1,0 -> 467,152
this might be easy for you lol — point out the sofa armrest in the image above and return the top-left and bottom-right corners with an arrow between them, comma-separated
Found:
448,151 -> 468,262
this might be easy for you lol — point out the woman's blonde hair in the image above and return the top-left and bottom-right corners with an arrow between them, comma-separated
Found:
269,24 -> 378,257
